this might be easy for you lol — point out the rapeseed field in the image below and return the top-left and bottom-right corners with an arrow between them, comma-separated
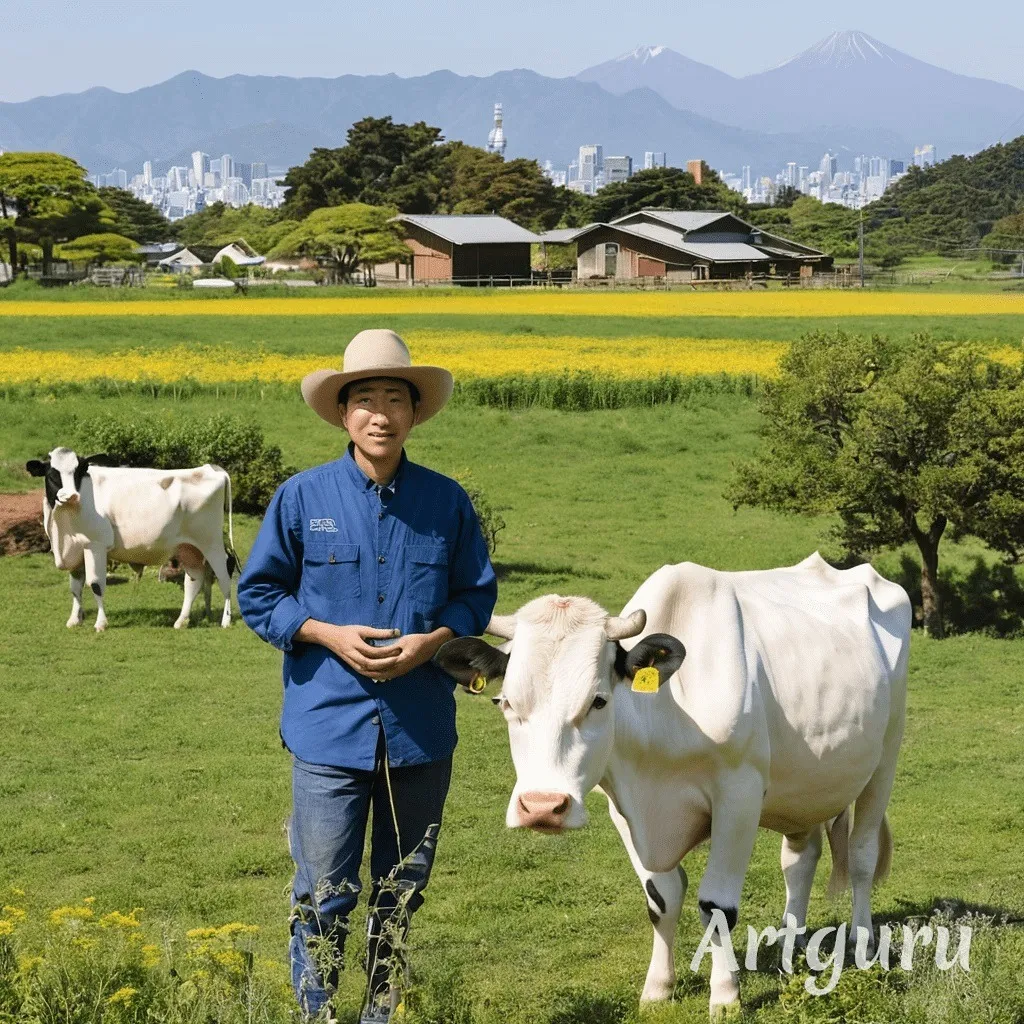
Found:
2,291 -> 1024,318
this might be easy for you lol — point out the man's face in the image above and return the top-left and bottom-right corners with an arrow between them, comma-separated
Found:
340,377 -> 417,460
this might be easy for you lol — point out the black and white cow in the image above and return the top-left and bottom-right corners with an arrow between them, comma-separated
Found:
437,553 -> 911,1013
26,447 -> 236,631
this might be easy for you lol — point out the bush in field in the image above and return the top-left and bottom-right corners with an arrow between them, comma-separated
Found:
0,898 -> 290,1024
454,471 -> 506,555
73,413 -> 297,514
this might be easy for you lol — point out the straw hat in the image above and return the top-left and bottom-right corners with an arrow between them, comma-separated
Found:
300,329 -> 454,428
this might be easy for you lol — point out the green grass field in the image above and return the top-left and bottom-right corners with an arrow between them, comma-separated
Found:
2,296 -> 1024,1022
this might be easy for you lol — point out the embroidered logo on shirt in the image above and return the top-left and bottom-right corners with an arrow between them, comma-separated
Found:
309,518 -> 339,533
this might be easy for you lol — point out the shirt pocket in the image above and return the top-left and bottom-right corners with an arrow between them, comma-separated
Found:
302,542 -> 361,603
407,542 -> 449,611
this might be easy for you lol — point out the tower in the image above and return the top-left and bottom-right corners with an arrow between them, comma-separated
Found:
486,104 -> 507,157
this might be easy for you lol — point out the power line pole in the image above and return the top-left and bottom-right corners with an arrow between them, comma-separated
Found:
859,206 -> 865,288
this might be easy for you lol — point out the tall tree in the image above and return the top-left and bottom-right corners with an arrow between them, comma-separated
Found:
266,203 -> 410,283
0,152 -> 113,274
731,331 -> 1024,637
97,186 -> 173,242
585,166 -> 747,222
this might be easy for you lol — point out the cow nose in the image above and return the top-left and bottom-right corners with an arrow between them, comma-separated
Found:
517,791 -> 571,832
57,490 -> 79,506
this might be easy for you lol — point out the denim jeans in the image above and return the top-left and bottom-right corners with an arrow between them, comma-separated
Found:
288,735 -> 453,1014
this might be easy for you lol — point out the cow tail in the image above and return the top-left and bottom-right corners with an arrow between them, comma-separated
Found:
874,813 -> 893,887
825,808 -> 851,898
216,466 -> 239,576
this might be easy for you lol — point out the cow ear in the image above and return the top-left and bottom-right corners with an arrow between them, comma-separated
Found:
26,460 -> 49,477
84,454 -> 117,467
617,633 -> 686,688
434,637 -> 510,692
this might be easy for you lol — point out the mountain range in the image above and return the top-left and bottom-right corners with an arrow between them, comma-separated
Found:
1,30 -> 1021,177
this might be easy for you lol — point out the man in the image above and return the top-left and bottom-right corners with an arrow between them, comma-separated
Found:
238,329 -> 497,1022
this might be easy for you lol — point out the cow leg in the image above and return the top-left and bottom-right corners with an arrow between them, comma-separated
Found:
605,795 -> 685,1002
848,754 -> 899,954
67,567 -> 86,627
83,546 -> 109,632
780,825 -> 822,943
174,570 -> 206,629
698,771 -> 763,1012
202,568 -> 213,620
201,548 -> 233,628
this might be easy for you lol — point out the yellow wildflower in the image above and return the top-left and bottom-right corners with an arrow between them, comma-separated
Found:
2,906 -> 26,921
0,920 -> 14,937
49,905 -> 94,926
106,987 -> 138,1007
100,910 -> 141,929
17,955 -> 43,973
9,888 -> 25,898
83,897 -> 96,904
141,944 -> 161,968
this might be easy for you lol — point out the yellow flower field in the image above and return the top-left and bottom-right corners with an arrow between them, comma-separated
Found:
0,335 -> 787,384
1,291 -> 1024,318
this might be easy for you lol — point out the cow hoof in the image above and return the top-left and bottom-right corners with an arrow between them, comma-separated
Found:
66,618 -> 83,628
173,618 -> 189,630
220,616 -> 232,629
640,982 -> 674,1003
94,622 -> 108,633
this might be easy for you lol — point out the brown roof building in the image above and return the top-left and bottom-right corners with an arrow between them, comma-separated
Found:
392,214 -> 541,284
540,209 -> 831,282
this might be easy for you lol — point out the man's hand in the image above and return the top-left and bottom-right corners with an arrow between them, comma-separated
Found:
368,628 -> 455,681
294,621 -> 406,677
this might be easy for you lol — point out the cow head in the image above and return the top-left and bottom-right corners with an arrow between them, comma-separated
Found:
26,448 -> 115,511
436,595 -> 685,834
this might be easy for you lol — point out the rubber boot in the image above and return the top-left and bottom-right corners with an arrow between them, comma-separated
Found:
359,912 -> 409,1024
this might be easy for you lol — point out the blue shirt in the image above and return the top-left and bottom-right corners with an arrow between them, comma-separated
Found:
237,445 -> 498,770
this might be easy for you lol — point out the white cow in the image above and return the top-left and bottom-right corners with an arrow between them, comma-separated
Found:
26,447 -> 236,631
437,553 -> 911,1013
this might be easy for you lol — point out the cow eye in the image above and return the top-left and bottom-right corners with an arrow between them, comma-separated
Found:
591,695 -> 608,711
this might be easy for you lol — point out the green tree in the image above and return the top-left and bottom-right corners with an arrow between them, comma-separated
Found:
173,202 -> 295,254
980,211 -> 1024,266
747,196 -> 859,259
731,331 -> 1024,637
55,232 -> 142,265
267,203 -> 410,283
584,166 -> 746,222
97,186 -> 172,242
0,152 -> 114,274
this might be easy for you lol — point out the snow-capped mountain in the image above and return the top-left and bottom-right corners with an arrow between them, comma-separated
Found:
578,31 -> 1024,158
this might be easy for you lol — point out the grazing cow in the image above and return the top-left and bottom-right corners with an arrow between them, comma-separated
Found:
26,448 -> 236,631
436,554 -> 911,1013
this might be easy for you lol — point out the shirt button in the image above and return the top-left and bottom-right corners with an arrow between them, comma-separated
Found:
371,714 -> 380,725
378,593 -> 385,603
378,555 -> 386,564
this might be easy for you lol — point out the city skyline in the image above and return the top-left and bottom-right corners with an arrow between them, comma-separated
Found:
3,2 -> 1023,103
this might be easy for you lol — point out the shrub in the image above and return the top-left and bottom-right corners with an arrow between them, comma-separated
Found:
454,472 -> 506,555
73,413 -> 297,514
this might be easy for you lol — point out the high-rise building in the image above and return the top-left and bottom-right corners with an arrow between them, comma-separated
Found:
913,145 -> 936,168
251,162 -> 268,181
819,151 -> 838,181
220,154 -> 232,180
167,166 -> 188,191
191,151 -> 210,184
486,103 -> 507,157
889,159 -> 905,176
798,166 -> 808,189
686,159 -> 703,184
234,162 -> 252,187
578,145 -> 603,186
742,165 -> 752,192
143,161 -> 153,187
785,162 -> 797,187
603,155 -> 632,185
644,151 -> 667,170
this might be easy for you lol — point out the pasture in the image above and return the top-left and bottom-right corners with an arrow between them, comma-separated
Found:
1,290 -> 1023,1023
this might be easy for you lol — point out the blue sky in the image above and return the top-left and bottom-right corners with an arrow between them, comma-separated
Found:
3,0 -> 1023,103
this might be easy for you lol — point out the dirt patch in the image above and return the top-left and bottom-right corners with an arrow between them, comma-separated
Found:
0,491 -> 49,555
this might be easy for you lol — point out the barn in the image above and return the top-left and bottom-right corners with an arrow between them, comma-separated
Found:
391,214 -> 541,284
548,209 -> 831,282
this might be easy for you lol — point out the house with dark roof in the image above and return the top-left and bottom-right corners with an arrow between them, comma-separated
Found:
156,239 -> 265,273
391,214 -> 542,283
540,209 -> 831,282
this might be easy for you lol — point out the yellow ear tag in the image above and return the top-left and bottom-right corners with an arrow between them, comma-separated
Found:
631,666 -> 660,694
468,676 -> 487,694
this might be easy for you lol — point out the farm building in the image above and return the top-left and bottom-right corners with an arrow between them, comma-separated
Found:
544,210 -> 831,282
156,239 -> 265,273
389,214 -> 542,284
